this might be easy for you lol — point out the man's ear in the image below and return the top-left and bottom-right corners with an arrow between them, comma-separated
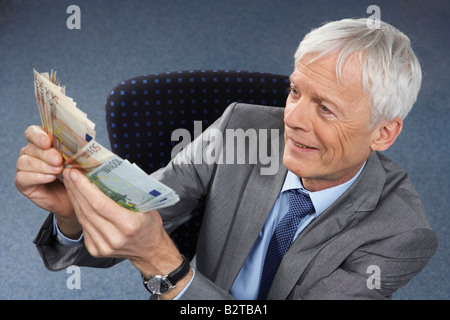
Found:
370,117 -> 403,152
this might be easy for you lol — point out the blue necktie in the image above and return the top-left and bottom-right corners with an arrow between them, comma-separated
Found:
257,189 -> 315,300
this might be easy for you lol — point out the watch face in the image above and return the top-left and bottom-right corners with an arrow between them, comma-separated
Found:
147,276 -> 172,295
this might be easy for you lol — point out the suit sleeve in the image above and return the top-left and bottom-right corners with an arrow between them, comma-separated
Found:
300,228 -> 438,299
178,271 -> 235,300
150,102 -> 239,233
33,103 -> 239,274
33,213 -> 122,271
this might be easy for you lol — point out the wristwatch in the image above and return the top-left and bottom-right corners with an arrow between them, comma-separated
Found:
142,255 -> 191,295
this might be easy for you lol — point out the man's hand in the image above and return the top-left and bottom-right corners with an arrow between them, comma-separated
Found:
15,125 -> 81,237
62,168 -> 192,299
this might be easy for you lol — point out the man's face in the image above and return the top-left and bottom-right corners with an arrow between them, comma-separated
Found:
283,53 -> 379,191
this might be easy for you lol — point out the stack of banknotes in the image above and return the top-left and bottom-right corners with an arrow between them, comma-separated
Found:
33,69 -> 179,212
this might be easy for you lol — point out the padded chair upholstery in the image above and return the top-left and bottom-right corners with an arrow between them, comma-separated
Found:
105,69 -> 289,260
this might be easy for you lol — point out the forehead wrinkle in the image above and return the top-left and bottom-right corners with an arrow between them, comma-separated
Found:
297,60 -> 339,87
291,67 -> 343,105
293,55 -> 367,111
296,53 -> 365,94
293,66 -> 343,103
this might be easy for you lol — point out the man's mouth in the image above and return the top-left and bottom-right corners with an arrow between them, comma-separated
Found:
289,137 -> 316,150
285,130 -> 317,152
293,141 -> 313,149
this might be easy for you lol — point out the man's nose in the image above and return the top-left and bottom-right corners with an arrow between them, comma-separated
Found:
284,98 -> 313,132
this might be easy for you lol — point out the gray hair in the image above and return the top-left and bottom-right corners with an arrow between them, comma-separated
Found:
294,18 -> 422,126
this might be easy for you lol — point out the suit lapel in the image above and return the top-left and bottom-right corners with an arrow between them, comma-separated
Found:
267,152 -> 386,299
215,131 -> 287,291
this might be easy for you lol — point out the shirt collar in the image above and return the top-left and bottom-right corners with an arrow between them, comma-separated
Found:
281,162 -> 366,216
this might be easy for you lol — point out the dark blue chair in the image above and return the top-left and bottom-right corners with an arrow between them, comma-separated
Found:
105,69 -> 290,260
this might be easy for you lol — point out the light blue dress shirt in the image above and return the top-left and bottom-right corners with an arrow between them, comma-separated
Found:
54,164 -> 365,299
230,165 -> 365,299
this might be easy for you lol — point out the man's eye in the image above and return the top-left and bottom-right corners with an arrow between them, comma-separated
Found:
320,105 -> 331,113
288,87 -> 300,96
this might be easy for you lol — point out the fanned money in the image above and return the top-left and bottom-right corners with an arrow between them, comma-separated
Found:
33,69 -> 179,212
34,69 -> 95,161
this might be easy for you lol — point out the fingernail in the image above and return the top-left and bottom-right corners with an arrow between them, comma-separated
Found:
63,169 -> 70,182
40,136 -> 47,148
50,154 -> 61,165
70,170 -> 78,182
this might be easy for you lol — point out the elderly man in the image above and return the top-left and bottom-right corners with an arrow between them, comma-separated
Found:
15,18 -> 437,300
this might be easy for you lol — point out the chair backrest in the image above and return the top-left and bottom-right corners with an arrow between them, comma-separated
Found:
105,69 -> 289,259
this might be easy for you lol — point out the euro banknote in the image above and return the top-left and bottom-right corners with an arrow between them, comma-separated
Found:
65,140 -> 179,212
33,69 -> 95,161
33,69 -> 179,212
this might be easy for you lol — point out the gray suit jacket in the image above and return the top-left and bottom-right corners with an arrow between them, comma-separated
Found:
34,103 -> 437,299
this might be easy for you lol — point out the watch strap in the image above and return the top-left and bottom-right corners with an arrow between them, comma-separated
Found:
166,254 -> 190,286
142,254 -> 191,294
